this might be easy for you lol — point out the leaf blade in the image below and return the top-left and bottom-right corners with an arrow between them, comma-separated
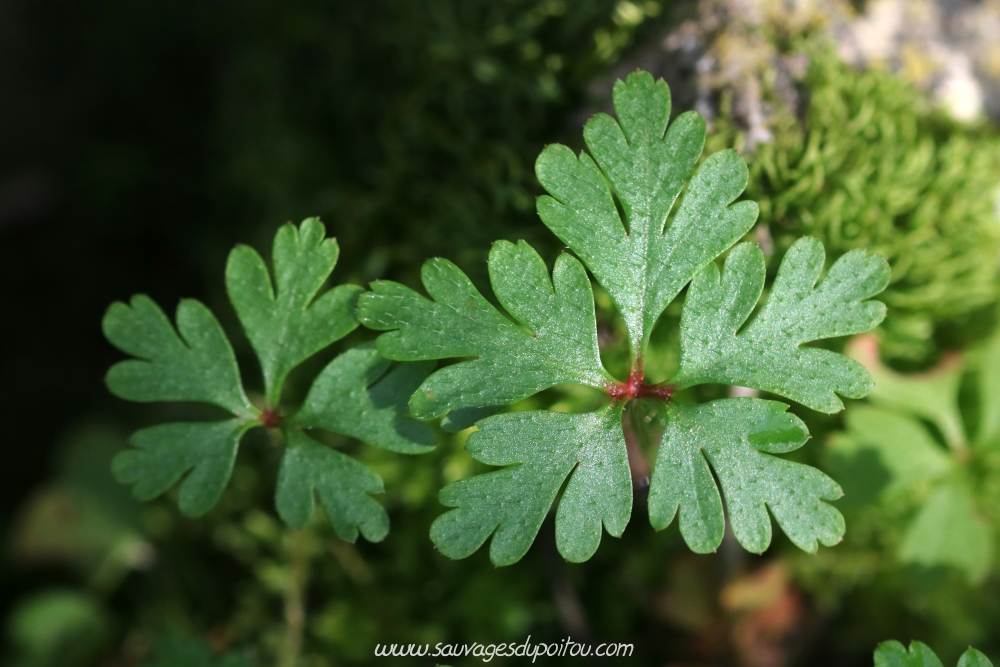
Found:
291,344 -> 436,454
650,398 -> 843,554
429,405 -> 630,565
674,239 -> 889,412
536,71 -> 758,361
275,430 -> 389,542
104,297 -> 254,417
112,420 -> 253,517
225,218 -> 361,405
358,242 -> 610,430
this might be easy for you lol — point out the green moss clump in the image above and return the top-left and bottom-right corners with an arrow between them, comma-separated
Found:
709,48 -> 1000,364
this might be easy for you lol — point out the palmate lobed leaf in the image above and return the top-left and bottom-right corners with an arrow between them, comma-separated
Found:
111,420 -> 253,517
104,219 -> 435,539
360,71 -> 887,565
104,296 -> 255,418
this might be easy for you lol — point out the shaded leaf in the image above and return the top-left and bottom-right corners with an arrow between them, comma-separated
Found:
829,406 -> 951,493
291,344 -> 436,453
275,430 -> 388,542
106,220 -> 434,533
111,420 -> 252,517
977,329 -> 1000,445
848,335 -> 966,450
899,481 -> 992,583
104,296 -> 253,418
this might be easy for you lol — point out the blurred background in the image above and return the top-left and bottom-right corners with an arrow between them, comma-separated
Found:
4,0 -> 1000,665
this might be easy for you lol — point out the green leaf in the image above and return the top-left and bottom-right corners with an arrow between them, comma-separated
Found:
673,239 -> 889,412
358,241 -> 611,430
899,481 -> 993,583
291,344 -> 436,453
977,329 -> 1000,445
429,405 -> 629,565
848,335 -> 966,451
874,641 -> 945,667
649,398 -> 843,553
275,431 -> 389,542
226,218 -> 362,405
836,337 -> 992,581
106,219 -> 435,532
958,649 -> 995,667
829,406 -> 951,493
535,71 -> 759,363
873,641 -> 994,667
104,296 -> 254,418
111,420 -> 253,517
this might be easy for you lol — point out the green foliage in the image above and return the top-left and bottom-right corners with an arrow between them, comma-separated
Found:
360,71 -> 888,564
143,633 -> 250,667
104,219 -> 435,539
828,333 -> 1000,582
709,47 -> 1000,363
874,640 -> 993,667
5,590 -> 111,667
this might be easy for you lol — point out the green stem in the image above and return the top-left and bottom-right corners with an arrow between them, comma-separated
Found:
277,529 -> 310,667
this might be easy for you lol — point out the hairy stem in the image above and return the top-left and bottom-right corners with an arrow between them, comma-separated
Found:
277,529 -> 310,667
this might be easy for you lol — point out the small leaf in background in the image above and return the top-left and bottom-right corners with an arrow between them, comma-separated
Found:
5,590 -> 111,667
848,335 -> 966,451
976,329 -> 1000,445
874,640 -> 995,667
832,336 -> 993,582
829,407 -> 951,494
898,482 -> 993,584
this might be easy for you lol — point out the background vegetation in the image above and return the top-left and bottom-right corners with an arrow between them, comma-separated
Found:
3,1 -> 1000,665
